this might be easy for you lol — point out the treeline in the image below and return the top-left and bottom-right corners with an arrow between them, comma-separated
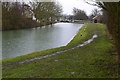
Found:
60,8 -> 88,22
31,2 -> 62,22
102,2 -> 120,63
2,1 -> 62,30
73,8 -> 88,20
2,2 -> 36,30
93,2 -> 120,63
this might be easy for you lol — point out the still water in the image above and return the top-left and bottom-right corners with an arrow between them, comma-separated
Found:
2,23 -> 84,59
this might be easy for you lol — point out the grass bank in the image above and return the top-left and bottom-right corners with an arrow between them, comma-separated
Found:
2,23 -> 119,78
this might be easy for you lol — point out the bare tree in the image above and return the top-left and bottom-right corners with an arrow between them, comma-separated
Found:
73,8 -> 88,20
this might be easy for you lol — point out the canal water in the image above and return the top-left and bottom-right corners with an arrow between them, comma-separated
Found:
2,23 -> 84,59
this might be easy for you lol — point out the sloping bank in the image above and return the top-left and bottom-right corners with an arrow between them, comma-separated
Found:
2,23 -> 119,78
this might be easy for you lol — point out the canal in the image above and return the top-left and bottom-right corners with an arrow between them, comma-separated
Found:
2,23 -> 84,59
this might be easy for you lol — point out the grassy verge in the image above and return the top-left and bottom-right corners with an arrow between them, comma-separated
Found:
2,23 -> 118,78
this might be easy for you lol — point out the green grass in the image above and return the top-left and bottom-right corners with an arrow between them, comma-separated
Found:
2,23 -> 119,78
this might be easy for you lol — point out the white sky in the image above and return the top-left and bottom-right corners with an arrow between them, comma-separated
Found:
2,0 -> 100,16
57,0 -> 99,16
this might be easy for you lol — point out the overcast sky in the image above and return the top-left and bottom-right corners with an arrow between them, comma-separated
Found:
3,0 -> 99,16
57,0 -> 99,16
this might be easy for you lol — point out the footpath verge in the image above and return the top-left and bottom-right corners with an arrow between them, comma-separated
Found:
2,23 -> 119,78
